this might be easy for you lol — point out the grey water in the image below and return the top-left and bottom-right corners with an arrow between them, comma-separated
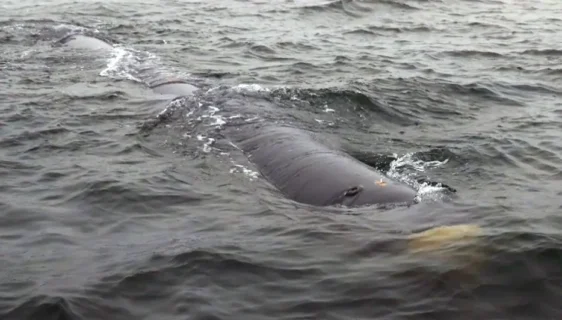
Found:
1,0 -> 562,319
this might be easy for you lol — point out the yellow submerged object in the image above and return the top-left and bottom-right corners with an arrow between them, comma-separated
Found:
408,224 -> 483,253
407,224 -> 485,277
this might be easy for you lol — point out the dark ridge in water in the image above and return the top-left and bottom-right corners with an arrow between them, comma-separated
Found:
4,296 -> 80,320
442,49 -> 504,58
520,48 -> 562,56
442,82 -> 525,106
298,0 -> 419,14
245,44 -> 295,62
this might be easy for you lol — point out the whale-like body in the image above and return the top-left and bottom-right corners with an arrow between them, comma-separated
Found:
232,125 -> 417,206
58,34 -> 200,96
58,34 -> 418,207
57,33 -> 488,272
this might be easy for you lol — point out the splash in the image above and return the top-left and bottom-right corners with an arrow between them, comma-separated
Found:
99,47 -> 143,83
229,164 -> 260,180
387,152 -> 451,202
196,135 -> 215,153
390,152 -> 449,173
96,39 -> 192,89
231,83 -> 271,93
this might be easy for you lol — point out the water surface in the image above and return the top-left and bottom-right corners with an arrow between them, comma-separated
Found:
1,0 -> 562,319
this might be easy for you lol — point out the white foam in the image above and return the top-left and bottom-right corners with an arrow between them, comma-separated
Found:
196,135 -> 215,153
99,47 -> 142,82
157,96 -> 187,118
385,152 -> 451,201
389,152 -> 449,173
228,141 -> 242,151
193,105 -> 227,129
324,104 -> 335,113
229,164 -> 260,180
232,83 -> 271,93
98,43 -> 183,88
209,115 -> 226,128
202,138 -> 215,153
223,141 -> 260,181
414,181 -> 449,203
245,116 -> 260,122
417,182 -> 448,195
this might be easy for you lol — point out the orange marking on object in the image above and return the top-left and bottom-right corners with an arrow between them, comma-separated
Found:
375,179 -> 387,187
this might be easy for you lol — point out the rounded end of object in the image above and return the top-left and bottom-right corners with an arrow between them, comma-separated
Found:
408,224 -> 483,252
150,81 -> 199,97
407,224 -> 485,275
59,35 -> 114,52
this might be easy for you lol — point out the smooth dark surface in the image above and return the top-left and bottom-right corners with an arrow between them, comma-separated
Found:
2,1 -> 562,320
235,125 -> 417,206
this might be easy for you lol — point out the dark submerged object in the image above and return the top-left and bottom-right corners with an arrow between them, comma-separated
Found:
58,34 -> 419,207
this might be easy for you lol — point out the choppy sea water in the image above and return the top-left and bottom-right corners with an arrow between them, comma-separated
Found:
1,0 -> 562,319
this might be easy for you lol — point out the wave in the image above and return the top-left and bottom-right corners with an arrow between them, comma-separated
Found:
296,0 -> 419,14
442,49 -> 504,58
520,48 -> 562,56
5,228 -> 562,320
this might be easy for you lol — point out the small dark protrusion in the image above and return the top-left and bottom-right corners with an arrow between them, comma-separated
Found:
345,185 -> 363,197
